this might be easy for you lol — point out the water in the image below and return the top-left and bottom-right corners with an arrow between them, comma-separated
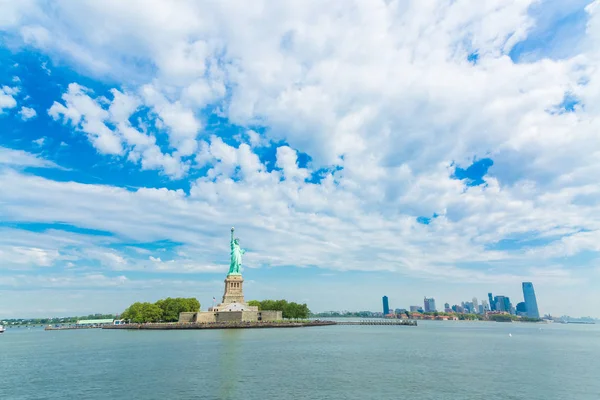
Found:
1,321 -> 599,400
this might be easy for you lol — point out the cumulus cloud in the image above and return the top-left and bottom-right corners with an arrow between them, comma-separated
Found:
48,83 -> 189,178
2,1 -> 600,315
0,85 -> 18,112
19,105 -> 37,120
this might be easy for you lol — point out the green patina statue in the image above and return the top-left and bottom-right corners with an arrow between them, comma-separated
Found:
228,227 -> 245,275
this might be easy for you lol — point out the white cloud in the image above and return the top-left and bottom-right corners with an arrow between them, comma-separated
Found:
0,85 -> 18,112
0,146 -> 60,169
140,84 -> 201,156
2,1 -> 600,316
48,84 -> 189,178
19,106 -> 37,120
49,83 -> 123,155
0,245 -> 59,268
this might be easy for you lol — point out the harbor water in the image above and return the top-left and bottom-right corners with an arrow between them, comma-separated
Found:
1,320 -> 599,400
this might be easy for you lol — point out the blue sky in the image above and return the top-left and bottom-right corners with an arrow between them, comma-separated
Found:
1,0 -> 600,318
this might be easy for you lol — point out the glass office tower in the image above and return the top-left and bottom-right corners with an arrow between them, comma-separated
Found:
382,296 -> 390,315
522,282 -> 540,319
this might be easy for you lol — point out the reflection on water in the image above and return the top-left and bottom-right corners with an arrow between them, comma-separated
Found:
219,329 -> 242,400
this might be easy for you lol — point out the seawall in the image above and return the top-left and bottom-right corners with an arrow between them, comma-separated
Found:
103,320 -> 337,330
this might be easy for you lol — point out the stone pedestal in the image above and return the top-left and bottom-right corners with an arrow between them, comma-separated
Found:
222,274 -> 245,304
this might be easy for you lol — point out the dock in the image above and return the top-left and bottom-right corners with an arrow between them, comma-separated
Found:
335,320 -> 417,326
45,325 -> 104,331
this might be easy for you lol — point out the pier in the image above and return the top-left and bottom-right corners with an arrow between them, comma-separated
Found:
45,325 -> 103,331
335,320 -> 417,326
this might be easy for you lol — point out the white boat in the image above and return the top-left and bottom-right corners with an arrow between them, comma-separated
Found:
0,325 -> 5,333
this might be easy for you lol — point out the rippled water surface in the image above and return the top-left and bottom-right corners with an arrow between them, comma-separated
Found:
1,321 -> 599,399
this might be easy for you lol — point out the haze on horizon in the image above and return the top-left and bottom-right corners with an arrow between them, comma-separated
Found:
1,0 -> 599,319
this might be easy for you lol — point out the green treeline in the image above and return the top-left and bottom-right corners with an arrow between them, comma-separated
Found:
487,314 -> 541,322
121,297 -> 200,323
247,299 -> 310,319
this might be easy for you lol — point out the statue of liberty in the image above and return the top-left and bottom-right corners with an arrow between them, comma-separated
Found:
228,227 -> 245,275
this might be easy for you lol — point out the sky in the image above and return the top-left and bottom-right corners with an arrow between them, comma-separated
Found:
1,0 -> 599,318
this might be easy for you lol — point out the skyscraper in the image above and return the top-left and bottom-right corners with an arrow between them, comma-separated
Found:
482,299 -> 489,313
472,297 -> 478,313
494,295 -> 512,312
522,282 -> 540,319
488,293 -> 495,311
424,297 -> 436,312
382,296 -> 390,316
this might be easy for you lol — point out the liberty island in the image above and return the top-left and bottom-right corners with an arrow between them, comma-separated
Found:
177,227 -> 283,323
102,228 -> 412,330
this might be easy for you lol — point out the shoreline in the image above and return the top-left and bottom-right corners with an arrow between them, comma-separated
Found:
103,320 -> 337,330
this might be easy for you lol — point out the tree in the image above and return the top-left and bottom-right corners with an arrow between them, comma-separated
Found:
121,302 -> 163,323
155,297 -> 200,322
247,300 -> 261,310
488,314 -> 513,322
253,299 -> 310,319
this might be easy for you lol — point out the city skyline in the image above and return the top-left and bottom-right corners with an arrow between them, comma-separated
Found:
380,281 -> 547,318
1,1 -> 600,318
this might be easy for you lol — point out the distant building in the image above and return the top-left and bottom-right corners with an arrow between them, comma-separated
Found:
424,297 -> 436,312
410,305 -> 423,313
481,300 -> 490,313
472,297 -> 478,313
395,308 -> 406,315
444,303 -> 451,312
494,296 -> 512,313
76,319 -> 114,326
522,282 -> 540,319
452,304 -> 464,313
464,302 -> 474,313
382,296 -> 390,316
488,293 -> 495,311
516,302 -> 527,316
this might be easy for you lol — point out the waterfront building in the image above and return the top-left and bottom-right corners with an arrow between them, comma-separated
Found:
516,302 -> 527,316
444,303 -> 451,312
424,297 -> 436,312
410,305 -> 422,312
488,293 -> 495,311
76,319 -> 115,326
383,296 -> 390,316
522,282 -> 540,319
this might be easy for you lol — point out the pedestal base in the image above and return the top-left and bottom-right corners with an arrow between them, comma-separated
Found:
221,274 -> 245,305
